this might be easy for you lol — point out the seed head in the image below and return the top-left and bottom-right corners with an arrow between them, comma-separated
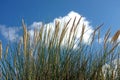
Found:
111,30 -> 120,43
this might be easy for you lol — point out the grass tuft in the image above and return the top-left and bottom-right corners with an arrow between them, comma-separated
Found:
0,19 -> 120,80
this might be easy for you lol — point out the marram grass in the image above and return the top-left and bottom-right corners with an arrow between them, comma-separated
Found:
0,18 -> 120,80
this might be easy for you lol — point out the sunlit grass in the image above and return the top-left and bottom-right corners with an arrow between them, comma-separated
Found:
0,18 -> 120,80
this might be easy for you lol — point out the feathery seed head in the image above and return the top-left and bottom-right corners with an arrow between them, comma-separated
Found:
22,19 -> 28,56
4,44 -> 9,59
111,30 -> 120,43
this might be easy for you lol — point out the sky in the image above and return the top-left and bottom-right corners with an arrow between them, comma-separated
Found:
0,0 -> 120,47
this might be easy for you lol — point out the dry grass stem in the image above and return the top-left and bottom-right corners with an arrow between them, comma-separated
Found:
34,27 -> 38,47
59,20 -> 70,46
1,19 -> 120,80
73,16 -> 82,33
22,19 -> 28,56
18,39 -> 22,55
0,41 -> 2,59
76,16 -> 82,27
111,30 -> 120,43
108,42 -> 120,54
98,29 -> 100,43
30,48 -> 33,58
68,17 -> 76,44
54,20 -> 60,38
39,24 -> 44,41
91,24 -> 103,45
4,44 -> 9,58
80,24 -> 85,42
47,26 -> 52,45
104,28 -> 111,49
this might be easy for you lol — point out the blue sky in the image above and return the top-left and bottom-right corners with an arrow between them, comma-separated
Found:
0,0 -> 120,46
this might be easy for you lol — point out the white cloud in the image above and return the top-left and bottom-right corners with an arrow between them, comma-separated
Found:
29,22 -> 42,30
56,11 -> 94,44
28,11 -> 94,46
0,11 -> 94,45
0,25 -> 20,42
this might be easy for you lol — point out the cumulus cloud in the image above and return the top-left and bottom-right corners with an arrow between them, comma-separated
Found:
29,11 -> 94,45
0,11 -> 94,45
0,25 -> 21,42
29,22 -> 42,29
56,11 -> 93,44
28,21 -> 42,36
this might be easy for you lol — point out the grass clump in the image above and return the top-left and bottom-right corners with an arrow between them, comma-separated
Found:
0,18 -> 120,80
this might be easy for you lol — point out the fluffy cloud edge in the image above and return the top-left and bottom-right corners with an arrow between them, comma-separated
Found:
0,11 -> 94,46
28,11 -> 94,45
0,25 -> 21,42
